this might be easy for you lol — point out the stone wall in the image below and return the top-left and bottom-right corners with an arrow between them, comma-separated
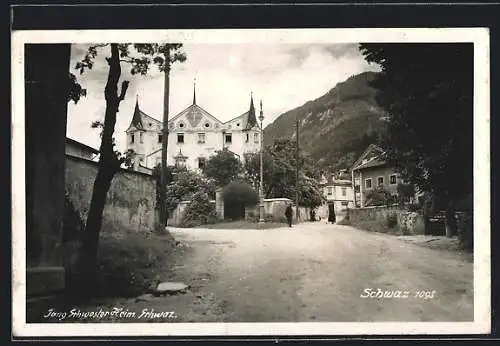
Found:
215,188 -> 224,220
167,200 -> 216,227
297,206 -> 312,221
397,211 -> 426,235
246,198 -> 293,222
346,205 -> 425,235
65,155 -> 158,234
167,201 -> 190,227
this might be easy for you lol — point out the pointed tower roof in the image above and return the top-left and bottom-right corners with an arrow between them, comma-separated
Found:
244,92 -> 258,130
126,95 -> 161,132
193,78 -> 197,105
130,96 -> 144,130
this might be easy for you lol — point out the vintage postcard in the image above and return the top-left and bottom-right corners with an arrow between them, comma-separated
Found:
12,28 -> 490,337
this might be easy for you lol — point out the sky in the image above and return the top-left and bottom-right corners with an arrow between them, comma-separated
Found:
67,43 -> 380,153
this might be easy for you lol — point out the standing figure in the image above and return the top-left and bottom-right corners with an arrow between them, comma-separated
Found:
285,203 -> 293,228
328,203 -> 336,224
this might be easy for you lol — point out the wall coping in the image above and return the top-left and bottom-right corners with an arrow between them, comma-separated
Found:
66,154 -> 156,179
263,198 -> 292,202
353,204 -> 399,210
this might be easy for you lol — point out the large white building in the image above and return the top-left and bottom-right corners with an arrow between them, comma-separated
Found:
125,88 -> 262,171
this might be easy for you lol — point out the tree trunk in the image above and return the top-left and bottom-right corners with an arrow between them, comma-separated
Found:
444,202 -> 457,238
77,44 -> 124,287
78,167 -> 114,276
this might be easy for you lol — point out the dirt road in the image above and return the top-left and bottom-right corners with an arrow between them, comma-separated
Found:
60,222 -> 473,323
119,222 -> 473,323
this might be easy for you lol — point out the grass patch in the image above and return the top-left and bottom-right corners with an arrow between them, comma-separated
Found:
67,221 -> 177,299
198,220 -> 288,230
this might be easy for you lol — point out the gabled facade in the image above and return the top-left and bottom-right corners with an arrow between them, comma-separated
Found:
351,144 -> 402,207
126,88 -> 262,172
319,172 -> 355,212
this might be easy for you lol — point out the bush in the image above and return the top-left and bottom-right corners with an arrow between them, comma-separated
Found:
365,187 -> 392,207
397,182 -> 416,205
222,181 -> 259,220
166,170 -> 216,215
180,191 -> 217,227
386,213 -> 398,228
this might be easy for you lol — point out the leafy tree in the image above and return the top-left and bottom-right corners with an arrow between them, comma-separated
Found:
243,139 -> 324,208
203,148 -> 243,187
72,43 -> 186,284
359,43 -> 473,237
165,169 -> 216,215
396,182 -> 416,207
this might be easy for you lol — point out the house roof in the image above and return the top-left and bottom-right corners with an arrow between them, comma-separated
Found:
353,158 -> 386,170
352,144 -> 387,171
322,178 -> 352,187
66,137 -> 99,154
170,103 -> 223,128
127,93 -> 260,134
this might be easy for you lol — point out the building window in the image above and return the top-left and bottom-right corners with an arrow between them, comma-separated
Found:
342,187 -> 346,196
254,133 -> 259,143
327,187 -> 333,195
177,133 -> 184,144
390,174 -> 397,185
139,132 -> 144,144
130,133 -> 135,144
245,133 -> 249,142
341,201 -> 348,206
377,176 -> 384,187
205,122 -> 210,128
225,133 -> 232,144
365,178 -> 372,189
158,134 -> 162,143
198,157 -> 206,170
198,133 -> 206,144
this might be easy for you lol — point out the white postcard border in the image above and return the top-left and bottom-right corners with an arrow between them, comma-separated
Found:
11,28 -> 491,337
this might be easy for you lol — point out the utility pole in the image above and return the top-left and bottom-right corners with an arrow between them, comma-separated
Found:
158,44 -> 186,229
160,50 -> 171,228
295,118 -> 300,223
258,99 -> 265,223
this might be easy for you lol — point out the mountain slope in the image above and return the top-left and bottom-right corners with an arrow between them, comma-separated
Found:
263,71 -> 387,172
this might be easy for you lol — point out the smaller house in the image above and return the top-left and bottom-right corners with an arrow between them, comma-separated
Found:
320,171 -> 355,212
351,144 -> 401,207
65,137 -> 99,161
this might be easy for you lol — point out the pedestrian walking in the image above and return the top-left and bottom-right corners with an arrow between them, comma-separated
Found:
328,203 -> 336,224
285,203 -> 293,228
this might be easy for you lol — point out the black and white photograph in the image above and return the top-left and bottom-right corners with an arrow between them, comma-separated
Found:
12,28 -> 490,337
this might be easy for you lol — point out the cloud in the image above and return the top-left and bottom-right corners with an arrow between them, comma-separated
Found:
67,43 -> 380,154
